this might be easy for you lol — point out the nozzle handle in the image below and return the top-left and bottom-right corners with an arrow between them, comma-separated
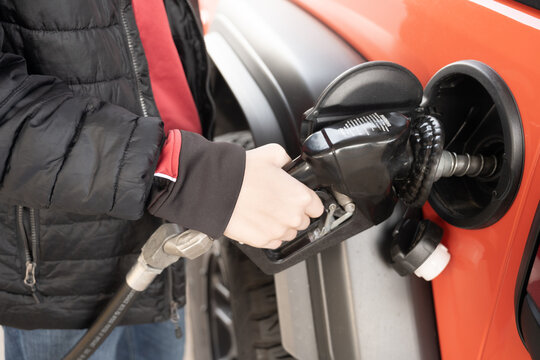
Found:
283,156 -> 318,189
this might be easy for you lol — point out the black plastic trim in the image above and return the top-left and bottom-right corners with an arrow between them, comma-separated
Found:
205,32 -> 286,147
209,18 -> 296,151
522,295 -> 540,359
207,0 -> 364,155
424,60 -> 524,229
515,202 -> 540,358
515,0 -> 540,10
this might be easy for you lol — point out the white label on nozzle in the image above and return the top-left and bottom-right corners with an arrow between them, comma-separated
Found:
338,113 -> 391,138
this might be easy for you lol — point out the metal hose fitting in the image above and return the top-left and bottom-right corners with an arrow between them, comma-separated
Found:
434,151 -> 498,181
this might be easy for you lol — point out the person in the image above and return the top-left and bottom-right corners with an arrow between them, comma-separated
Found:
0,0 -> 324,359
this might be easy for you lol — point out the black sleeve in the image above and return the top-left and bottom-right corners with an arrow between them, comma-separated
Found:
0,51 -> 164,220
148,131 -> 246,238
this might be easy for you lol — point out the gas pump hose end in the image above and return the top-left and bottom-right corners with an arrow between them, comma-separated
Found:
63,225 -> 213,360
434,151 -> 498,181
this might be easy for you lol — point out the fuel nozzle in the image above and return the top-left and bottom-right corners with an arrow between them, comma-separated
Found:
285,112 -> 499,280
236,61 -> 503,275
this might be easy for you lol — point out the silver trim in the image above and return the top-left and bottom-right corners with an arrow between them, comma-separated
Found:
275,262 -> 319,360
163,230 -> 213,260
126,255 -> 163,292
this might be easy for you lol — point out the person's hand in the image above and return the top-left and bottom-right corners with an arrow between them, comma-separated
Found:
224,144 -> 324,249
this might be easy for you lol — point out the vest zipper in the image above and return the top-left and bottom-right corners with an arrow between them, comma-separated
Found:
17,206 -> 41,304
120,0 -> 149,117
167,267 -> 183,339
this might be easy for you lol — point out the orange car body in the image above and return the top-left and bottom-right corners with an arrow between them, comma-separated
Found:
200,1 -> 540,358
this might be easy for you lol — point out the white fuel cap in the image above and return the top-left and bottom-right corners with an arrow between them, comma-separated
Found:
391,217 -> 451,281
413,243 -> 451,281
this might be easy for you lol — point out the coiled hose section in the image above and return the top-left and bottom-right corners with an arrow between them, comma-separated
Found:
395,115 -> 444,208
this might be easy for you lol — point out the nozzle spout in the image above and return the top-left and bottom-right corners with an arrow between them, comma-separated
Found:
434,151 -> 498,181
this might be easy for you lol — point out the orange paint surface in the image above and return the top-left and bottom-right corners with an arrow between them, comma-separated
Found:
289,0 -> 540,359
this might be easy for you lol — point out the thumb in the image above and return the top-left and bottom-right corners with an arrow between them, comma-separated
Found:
259,143 -> 292,167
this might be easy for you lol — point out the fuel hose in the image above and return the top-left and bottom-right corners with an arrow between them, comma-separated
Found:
62,225 -> 213,360
63,283 -> 139,360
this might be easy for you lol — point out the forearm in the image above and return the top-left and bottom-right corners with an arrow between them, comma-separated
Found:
0,52 -> 164,219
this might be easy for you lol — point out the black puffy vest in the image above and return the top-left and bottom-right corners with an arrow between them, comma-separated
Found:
0,0 -> 212,329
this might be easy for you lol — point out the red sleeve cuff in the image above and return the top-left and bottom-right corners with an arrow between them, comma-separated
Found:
148,131 -> 246,238
154,129 -> 181,182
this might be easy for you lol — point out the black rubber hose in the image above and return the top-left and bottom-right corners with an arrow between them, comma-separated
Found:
63,282 -> 139,360
395,115 -> 444,207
